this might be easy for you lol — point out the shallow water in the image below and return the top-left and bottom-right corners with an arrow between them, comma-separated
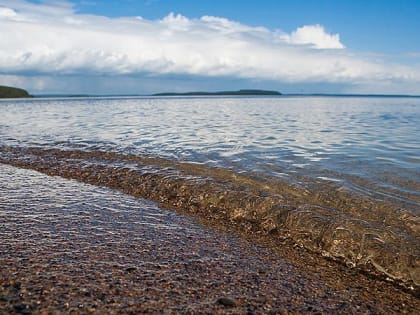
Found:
0,163 -> 194,235
0,95 -> 419,285
2,165 -> 418,313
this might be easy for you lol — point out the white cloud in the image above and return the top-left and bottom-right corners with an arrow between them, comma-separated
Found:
0,0 -> 419,93
281,24 -> 344,49
0,7 -> 17,18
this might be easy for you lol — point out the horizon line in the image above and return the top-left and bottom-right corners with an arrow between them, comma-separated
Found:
30,92 -> 420,98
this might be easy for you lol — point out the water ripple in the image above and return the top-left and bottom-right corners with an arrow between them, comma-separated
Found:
0,96 -> 419,209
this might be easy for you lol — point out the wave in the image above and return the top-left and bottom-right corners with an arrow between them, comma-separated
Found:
0,145 -> 418,289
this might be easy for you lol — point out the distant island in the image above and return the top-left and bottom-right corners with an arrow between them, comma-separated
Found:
0,85 -> 32,98
153,89 -> 282,96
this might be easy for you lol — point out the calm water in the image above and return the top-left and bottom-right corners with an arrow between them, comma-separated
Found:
1,96 -> 419,211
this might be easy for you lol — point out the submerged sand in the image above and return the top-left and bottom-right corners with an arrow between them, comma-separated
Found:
0,164 -> 419,314
1,146 -> 418,288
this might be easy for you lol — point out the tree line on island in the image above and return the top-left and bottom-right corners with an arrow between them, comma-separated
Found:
0,85 -> 282,98
153,89 -> 282,96
0,85 -> 32,98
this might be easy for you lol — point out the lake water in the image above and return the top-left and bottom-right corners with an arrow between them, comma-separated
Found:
1,96 -> 419,208
0,95 -> 419,285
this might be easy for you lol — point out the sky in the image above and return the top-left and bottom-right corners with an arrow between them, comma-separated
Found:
1,0 -> 420,95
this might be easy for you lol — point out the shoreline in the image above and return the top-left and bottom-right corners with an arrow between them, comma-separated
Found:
0,146 -> 419,291
1,164 -> 419,313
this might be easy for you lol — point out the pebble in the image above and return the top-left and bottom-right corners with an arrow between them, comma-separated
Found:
125,267 -> 137,273
216,297 -> 236,307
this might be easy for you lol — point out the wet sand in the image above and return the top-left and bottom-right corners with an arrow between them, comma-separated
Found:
1,164 -> 419,314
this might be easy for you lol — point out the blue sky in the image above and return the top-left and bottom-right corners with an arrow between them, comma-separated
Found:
72,0 -> 420,54
1,0 -> 420,94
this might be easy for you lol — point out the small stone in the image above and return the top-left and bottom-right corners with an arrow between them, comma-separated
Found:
259,190 -> 270,197
246,308 -> 255,315
13,304 -> 31,314
269,308 -> 288,315
216,297 -> 236,307
125,266 -> 137,273
14,304 -> 26,311
13,282 -> 21,291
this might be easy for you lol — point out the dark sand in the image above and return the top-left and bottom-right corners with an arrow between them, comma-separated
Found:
0,164 -> 419,314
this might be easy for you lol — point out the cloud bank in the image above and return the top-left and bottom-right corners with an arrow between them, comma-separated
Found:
0,0 -> 419,93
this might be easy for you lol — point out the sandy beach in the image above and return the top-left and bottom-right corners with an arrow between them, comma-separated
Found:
0,164 -> 419,314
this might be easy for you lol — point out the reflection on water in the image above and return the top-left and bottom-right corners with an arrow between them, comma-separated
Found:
0,96 -> 419,207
